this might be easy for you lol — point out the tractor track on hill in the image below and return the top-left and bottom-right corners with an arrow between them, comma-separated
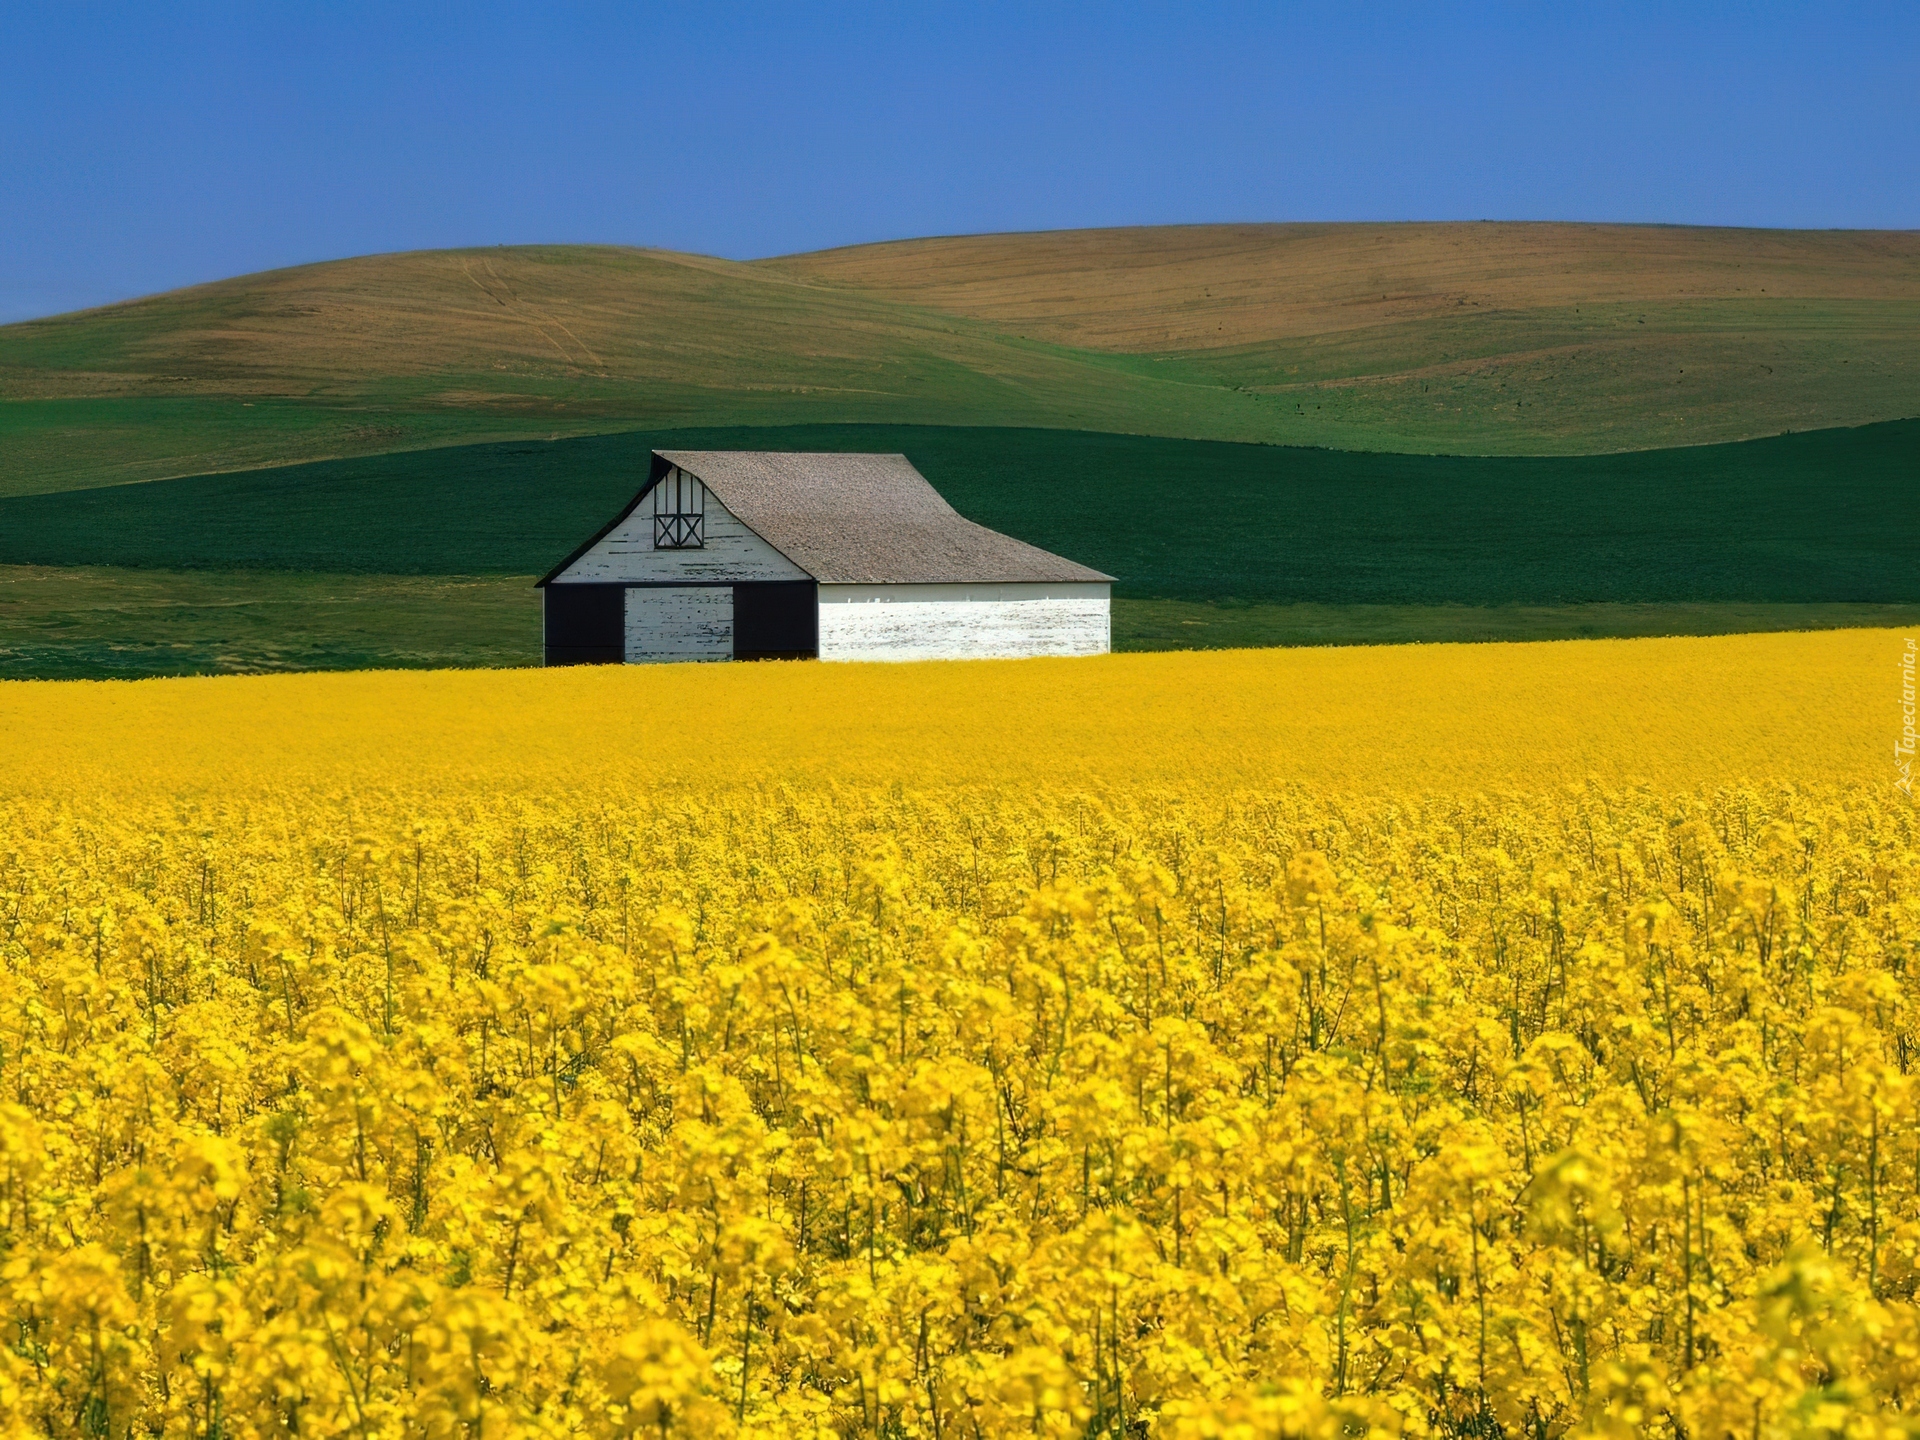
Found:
459,259 -> 606,374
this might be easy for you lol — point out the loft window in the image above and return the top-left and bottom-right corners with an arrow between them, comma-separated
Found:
653,468 -> 706,548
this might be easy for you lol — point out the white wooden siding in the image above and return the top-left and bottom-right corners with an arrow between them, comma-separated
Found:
625,587 -> 734,663
816,583 -> 1110,662
556,491 -> 808,583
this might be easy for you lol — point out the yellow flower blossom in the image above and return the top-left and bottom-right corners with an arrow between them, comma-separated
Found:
0,633 -> 1909,1435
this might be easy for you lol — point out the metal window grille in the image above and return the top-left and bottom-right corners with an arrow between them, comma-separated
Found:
652,469 -> 706,548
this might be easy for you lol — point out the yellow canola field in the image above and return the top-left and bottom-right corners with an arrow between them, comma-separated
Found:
0,626 -> 1889,796
0,631 -> 1913,1438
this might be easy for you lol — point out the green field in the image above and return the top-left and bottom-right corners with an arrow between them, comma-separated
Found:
0,417 -> 1912,678
4,565 -> 1911,681
0,396 -> 574,497
1112,597 -> 1920,648
1,420 -> 1911,603
3,225 -> 1917,496
0,567 -> 542,678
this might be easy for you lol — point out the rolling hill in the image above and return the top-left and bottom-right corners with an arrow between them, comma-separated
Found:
2,223 -> 1916,494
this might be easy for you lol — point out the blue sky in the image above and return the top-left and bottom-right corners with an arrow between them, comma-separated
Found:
1,2 -> 1914,322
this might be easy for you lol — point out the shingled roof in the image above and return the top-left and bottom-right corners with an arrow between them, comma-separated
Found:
548,451 -> 1113,586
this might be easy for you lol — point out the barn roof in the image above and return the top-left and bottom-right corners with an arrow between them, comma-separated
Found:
542,451 -> 1114,586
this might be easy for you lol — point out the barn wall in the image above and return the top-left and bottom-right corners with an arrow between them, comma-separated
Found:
555,494 -> 808,583
816,583 -> 1110,662
624,587 -> 734,663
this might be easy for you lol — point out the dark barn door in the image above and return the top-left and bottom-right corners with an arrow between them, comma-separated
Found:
543,583 -> 625,665
733,581 -> 818,660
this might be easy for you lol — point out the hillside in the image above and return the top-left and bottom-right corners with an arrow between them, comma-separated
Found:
3,421 -> 1910,604
763,223 -> 1920,351
2,223 -> 1915,493
1,246 -> 1225,494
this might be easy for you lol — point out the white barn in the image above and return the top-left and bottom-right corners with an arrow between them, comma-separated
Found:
538,450 -> 1113,664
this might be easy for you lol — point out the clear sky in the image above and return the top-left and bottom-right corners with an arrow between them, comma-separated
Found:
2,1 -> 1915,322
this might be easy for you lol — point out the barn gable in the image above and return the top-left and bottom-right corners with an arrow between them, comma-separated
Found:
543,459 -> 808,585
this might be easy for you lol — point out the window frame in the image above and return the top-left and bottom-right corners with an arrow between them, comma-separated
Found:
652,468 -> 707,549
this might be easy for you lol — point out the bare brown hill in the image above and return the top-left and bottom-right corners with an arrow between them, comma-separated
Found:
3,223 -> 1916,493
759,222 -> 1920,351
